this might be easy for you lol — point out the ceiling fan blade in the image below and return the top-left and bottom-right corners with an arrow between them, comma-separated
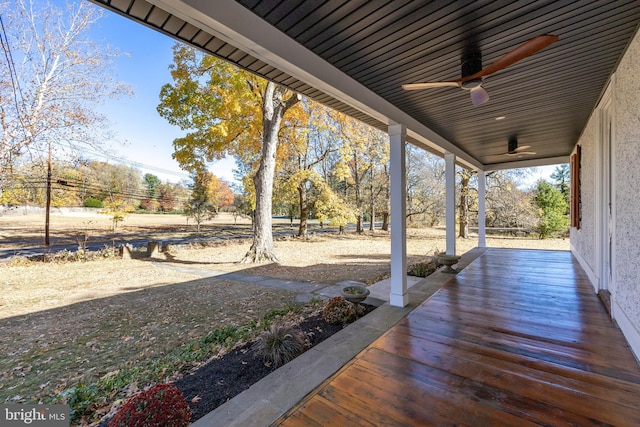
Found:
513,145 -> 532,152
460,34 -> 559,82
506,151 -> 536,156
470,86 -> 489,106
402,81 -> 460,90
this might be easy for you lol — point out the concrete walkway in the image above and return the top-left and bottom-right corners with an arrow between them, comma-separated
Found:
153,263 -> 370,303
190,247 -> 488,427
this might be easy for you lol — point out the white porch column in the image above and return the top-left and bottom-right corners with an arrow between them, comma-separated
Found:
389,123 -> 408,307
445,152 -> 456,256
477,170 -> 487,248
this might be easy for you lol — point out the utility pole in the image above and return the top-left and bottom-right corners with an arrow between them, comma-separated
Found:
45,142 -> 51,246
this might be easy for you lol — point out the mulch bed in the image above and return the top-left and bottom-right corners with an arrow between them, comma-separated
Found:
99,305 -> 376,425
177,312 -> 346,421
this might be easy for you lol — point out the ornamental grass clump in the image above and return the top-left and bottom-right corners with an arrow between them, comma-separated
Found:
254,322 -> 308,367
108,383 -> 191,427
322,296 -> 365,325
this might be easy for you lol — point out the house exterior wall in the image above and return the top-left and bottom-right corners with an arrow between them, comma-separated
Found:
572,27 -> 640,359
570,117 -> 596,279
613,27 -> 640,347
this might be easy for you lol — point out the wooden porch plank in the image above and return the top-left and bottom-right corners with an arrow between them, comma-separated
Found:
318,360 -> 541,427
290,396 -> 377,427
372,331 -> 640,424
421,296 -> 632,352
427,292 -> 611,325
422,298 -> 624,341
397,314 -> 640,381
355,347 -> 627,427
273,249 -> 640,426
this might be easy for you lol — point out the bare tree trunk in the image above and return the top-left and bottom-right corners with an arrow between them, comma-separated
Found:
369,177 -> 375,232
354,156 -> 364,233
381,212 -> 389,231
298,183 -> 308,238
369,208 -> 375,232
381,165 -> 390,231
458,172 -> 470,238
242,82 -> 299,263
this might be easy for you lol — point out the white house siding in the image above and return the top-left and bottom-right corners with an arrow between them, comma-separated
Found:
613,27 -> 640,343
573,27 -> 640,359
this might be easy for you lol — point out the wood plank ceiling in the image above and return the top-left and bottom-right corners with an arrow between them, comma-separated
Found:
90,0 -> 640,169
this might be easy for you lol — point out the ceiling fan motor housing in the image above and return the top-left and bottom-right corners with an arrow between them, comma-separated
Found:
461,51 -> 483,89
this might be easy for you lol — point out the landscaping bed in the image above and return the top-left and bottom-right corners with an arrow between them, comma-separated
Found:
95,305 -> 375,426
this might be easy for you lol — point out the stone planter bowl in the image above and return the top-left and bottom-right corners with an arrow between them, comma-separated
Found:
438,254 -> 461,274
340,285 -> 370,304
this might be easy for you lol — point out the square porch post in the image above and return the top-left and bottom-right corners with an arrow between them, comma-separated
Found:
389,123 -> 408,307
477,170 -> 487,248
445,152 -> 456,256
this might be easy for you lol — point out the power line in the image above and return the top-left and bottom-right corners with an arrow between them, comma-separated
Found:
3,174 -> 193,204
26,143 -> 192,181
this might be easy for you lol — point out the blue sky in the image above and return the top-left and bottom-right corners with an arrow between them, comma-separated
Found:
85,3 -> 236,183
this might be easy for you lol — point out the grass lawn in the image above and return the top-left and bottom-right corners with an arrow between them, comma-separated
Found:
0,212 -> 569,424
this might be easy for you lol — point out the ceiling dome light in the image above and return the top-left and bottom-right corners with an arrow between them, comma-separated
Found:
470,86 -> 489,106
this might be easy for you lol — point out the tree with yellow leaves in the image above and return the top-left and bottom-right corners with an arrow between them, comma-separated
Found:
276,101 -> 349,237
333,113 -> 389,233
158,44 -> 300,262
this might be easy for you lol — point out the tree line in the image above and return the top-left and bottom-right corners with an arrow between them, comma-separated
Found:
0,0 -> 570,261
157,44 -> 570,246
0,159 -> 235,227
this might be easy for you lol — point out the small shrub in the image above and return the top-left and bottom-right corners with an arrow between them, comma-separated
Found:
96,245 -> 118,259
4,255 -> 33,266
84,198 -> 103,208
322,297 -> 364,325
259,304 -> 300,329
254,322 -> 307,367
108,383 -> 191,427
407,249 -> 442,277
61,383 -> 99,423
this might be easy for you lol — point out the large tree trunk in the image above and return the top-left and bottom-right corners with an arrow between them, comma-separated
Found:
381,212 -> 389,231
381,166 -> 390,231
352,153 -> 364,233
298,183 -> 308,237
369,179 -> 375,232
242,82 -> 299,263
369,208 -> 375,232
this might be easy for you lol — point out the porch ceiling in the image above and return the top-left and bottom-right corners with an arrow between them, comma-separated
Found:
90,0 -> 640,170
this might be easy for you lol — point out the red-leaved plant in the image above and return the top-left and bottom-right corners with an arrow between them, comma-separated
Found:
108,383 -> 191,427
322,296 -> 364,325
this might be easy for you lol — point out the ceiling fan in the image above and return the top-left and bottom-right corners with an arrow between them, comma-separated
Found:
503,136 -> 536,156
402,34 -> 559,106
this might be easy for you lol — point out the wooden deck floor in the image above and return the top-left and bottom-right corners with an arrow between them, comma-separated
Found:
275,249 -> 640,426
